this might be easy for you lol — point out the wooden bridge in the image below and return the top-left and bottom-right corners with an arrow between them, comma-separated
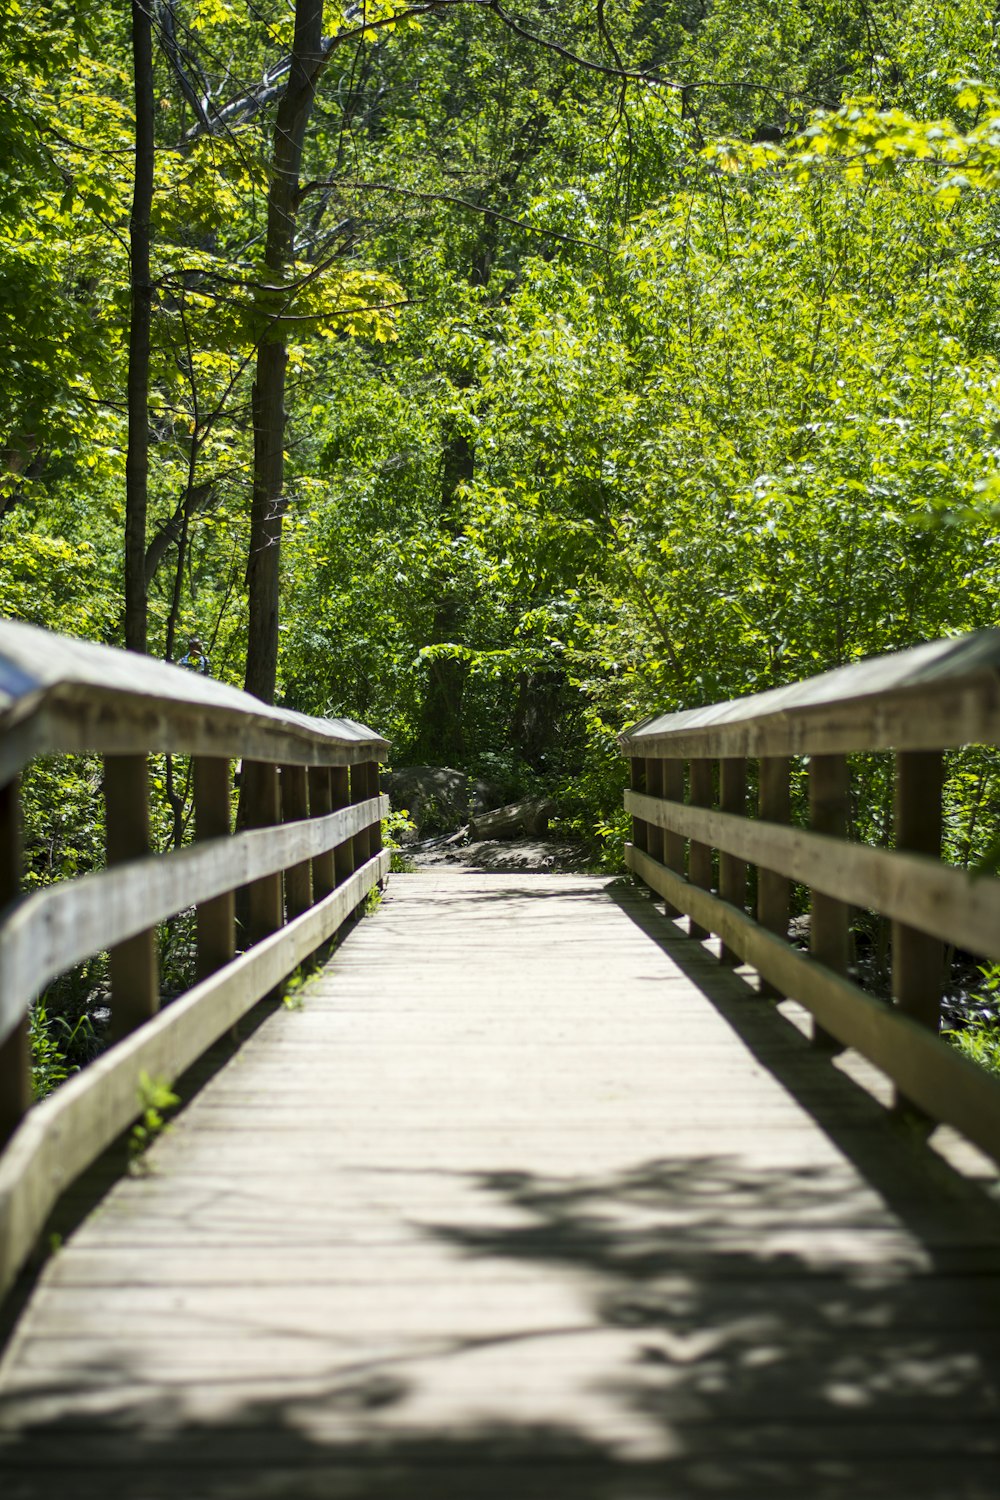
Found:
0,621 -> 999,1498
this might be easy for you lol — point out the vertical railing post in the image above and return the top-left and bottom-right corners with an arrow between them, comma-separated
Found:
809,754 -> 850,1050
630,757 -> 648,855
364,761 -> 383,863
193,757 -> 235,981
350,761 -> 371,873
688,758 -> 714,940
281,763 -> 312,920
757,757 -> 791,999
893,751 -> 944,1030
645,757 -> 664,866
105,754 -> 158,1040
332,765 -> 355,886
662,758 -> 686,918
718,757 -> 746,965
309,765 -> 335,902
243,760 -> 282,944
0,776 -> 30,1145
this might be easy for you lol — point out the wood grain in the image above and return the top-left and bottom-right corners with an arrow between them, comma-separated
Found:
1,869 -> 998,1498
620,629 -> 1000,757
0,796 -> 387,1047
626,843 -> 1000,1165
0,619 -> 389,785
0,851 -> 389,1301
625,790 -> 1000,962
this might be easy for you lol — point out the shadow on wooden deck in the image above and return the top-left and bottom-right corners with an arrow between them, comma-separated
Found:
1,884 -> 999,1497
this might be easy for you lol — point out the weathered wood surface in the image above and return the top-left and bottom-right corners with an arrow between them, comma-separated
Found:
626,843 -> 1000,1165
620,629 -> 1000,757
1,870 -> 999,1497
0,796 -> 387,1049
0,854 -> 390,1304
625,787 -> 1000,963
0,618 -> 388,783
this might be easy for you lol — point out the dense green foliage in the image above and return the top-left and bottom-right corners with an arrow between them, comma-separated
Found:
4,3 -> 1000,997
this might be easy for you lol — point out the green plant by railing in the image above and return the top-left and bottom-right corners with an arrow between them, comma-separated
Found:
946,964 -> 1000,1080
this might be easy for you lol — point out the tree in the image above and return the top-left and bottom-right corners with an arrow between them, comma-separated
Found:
124,0 -> 155,654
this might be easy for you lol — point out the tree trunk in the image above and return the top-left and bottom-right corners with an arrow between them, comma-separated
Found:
244,0 -> 325,704
124,0 -> 155,654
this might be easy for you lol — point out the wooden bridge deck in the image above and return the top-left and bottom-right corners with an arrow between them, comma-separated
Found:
1,869 -> 1000,1498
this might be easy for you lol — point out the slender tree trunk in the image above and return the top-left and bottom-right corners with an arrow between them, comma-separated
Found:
420,416 -> 474,761
125,0 -> 155,654
244,0 -> 325,703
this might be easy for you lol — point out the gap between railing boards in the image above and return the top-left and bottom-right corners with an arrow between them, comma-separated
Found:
619,631 -> 1000,1168
0,619 -> 390,1300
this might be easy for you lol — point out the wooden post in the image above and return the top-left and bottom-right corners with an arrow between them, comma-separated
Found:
364,761 -> 383,863
105,754 -> 158,1040
332,765 -> 355,886
193,757 -> 235,981
243,760 -> 282,943
757,757 -> 791,999
809,754 -> 850,1051
645,758 -> 665,866
718,757 -> 746,965
688,758 -> 714,941
281,763 -> 312,919
0,777 -> 30,1146
350,761 -> 370,873
662,758 -> 686,919
630,757 -> 648,855
894,750 -> 945,1030
309,765 -> 334,901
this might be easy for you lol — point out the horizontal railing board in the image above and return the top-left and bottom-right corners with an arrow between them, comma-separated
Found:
0,850 -> 390,1301
626,844 -> 1000,1168
0,796 -> 388,1048
0,620 -> 388,782
626,790 -> 1000,963
620,631 -> 1000,757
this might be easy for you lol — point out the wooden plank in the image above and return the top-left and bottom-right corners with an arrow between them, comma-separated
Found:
757,756 -> 790,999
331,766 -> 354,886
242,761 -> 282,944
661,758 -> 685,919
626,844 -> 1000,1165
688,759 -> 714,941
625,791 -> 1000,965
2,866 -> 999,1496
809,755 -> 850,1050
718,757 -> 746,965
0,778 -> 28,1147
350,763 -> 373,874
0,797 -> 387,1050
361,761 -> 383,863
0,620 -> 388,785
0,852 -> 389,1301
893,751 -> 944,1031
104,755 -> 158,1040
193,758 -> 235,981
630,757 -> 648,853
308,767 -> 334,900
644,759 -> 664,865
620,628 -> 1000,758
280,765 -> 312,919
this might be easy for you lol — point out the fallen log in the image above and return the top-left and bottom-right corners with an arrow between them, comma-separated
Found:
468,797 -> 556,841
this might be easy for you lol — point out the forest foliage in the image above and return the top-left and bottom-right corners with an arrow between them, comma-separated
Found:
3,0 -> 1000,888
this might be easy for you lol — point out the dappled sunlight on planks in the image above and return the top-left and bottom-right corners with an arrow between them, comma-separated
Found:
1,873 -> 999,1497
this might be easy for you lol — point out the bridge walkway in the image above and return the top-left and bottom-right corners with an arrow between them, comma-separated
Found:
1,869 -> 999,1497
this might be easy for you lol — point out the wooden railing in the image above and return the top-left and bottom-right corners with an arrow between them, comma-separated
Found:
0,619 -> 389,1296
620,631 -> 1000,1166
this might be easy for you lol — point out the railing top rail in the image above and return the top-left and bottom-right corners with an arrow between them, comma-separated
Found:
0,619 -> 388,780
619,630 -> 1000,758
